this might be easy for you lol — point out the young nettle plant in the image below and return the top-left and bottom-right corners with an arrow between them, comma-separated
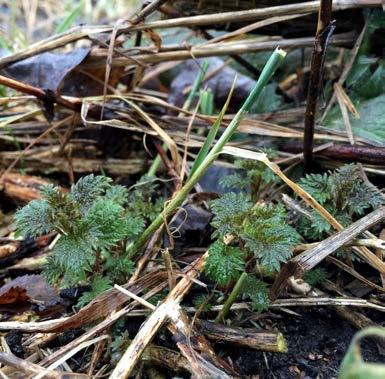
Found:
205,158 -> 301,312
15,174 -> 162,306
298,164 -> 383,240
220,152 -> 279,202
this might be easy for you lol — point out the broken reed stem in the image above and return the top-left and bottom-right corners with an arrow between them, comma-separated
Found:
303,0 -> 333,170
215,272 -> 248,323
281,142 -> 385,165
128,48 -> 286,256
197,320 -> 287,353
271,207 -> 385,299
0,75 -> 80,113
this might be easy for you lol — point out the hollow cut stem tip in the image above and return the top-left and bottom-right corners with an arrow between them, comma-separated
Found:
275,48 -> 287,58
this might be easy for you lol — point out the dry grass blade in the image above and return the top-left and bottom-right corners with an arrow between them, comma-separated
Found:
33,335 -> 109,379
84,34 -> 355,67
335,82 -> 356,144
197,13 -> 308,46
0,352 -> 88,378
320,21 -> 368,122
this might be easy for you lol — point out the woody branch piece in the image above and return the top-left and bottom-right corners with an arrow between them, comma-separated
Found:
271,207 -> 385,299
303,0 -> 333,170
280,142 -> 385,165
0,75 -> 100,118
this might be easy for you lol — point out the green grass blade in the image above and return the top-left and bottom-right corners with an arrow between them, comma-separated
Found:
183,60 -> 209,111
129,48 -> 286,256
55,1 -> 83,34
189,77 -> 236,178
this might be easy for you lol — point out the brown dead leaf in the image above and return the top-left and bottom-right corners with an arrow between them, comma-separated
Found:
0,275 -> 59,308
2,48 -> 90,93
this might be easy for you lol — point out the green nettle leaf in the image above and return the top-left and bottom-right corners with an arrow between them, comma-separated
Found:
15,199 -> 54,237
85,199 -> 129,250
210,192 -> 252,237
69,174 -> 112,212
205,240 -> 244,286
47,234 -> 95,286
242,275 -> 270,312
15,174 -> 154,290
299,173 -> 333,205
298,210 -> 332,240
298,164 -> 383,240
105,185 -> 129,206
105,254 -> 135,283
242,204 -> 300,271
348,182 -> 383,216
123,214 -> 145,239
220,157 -> 279,192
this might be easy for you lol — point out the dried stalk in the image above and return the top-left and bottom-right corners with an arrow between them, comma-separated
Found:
281,142 -> 385,165
124,0 -> 380,31
320,21 -> 368,122
197,320 -> 287,353
271,207 -> 385,298
303,0 -> 333,169
0,352 -> 87,378
84,33 -> 354,67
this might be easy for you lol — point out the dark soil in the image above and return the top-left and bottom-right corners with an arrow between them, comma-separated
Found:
221,307 -> 385,378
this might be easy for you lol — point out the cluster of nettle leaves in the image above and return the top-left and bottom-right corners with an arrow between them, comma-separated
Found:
15,174 -> 163,306
15,162 -> 383,310
204,162 -> 383,311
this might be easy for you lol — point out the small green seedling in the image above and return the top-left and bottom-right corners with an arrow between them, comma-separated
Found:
15,174 -> 162,305
339,327 -> 385,379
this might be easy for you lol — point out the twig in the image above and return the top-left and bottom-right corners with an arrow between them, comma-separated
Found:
124,1 -> 379,31
197,320 -> 287,352
131,0 -> 169,25
271,207 -> 385,298
0,352 -> 87,378
303,0 -> 333,169
162,248 -> 176,290
280,142 -> 385,165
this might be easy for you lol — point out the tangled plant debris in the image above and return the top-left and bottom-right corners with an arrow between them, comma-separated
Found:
0,1 -> 385,378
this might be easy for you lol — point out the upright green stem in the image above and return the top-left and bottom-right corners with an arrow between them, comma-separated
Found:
215,272 -> 248,323
147,61 -> 209,176
129,48 -> 286,256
